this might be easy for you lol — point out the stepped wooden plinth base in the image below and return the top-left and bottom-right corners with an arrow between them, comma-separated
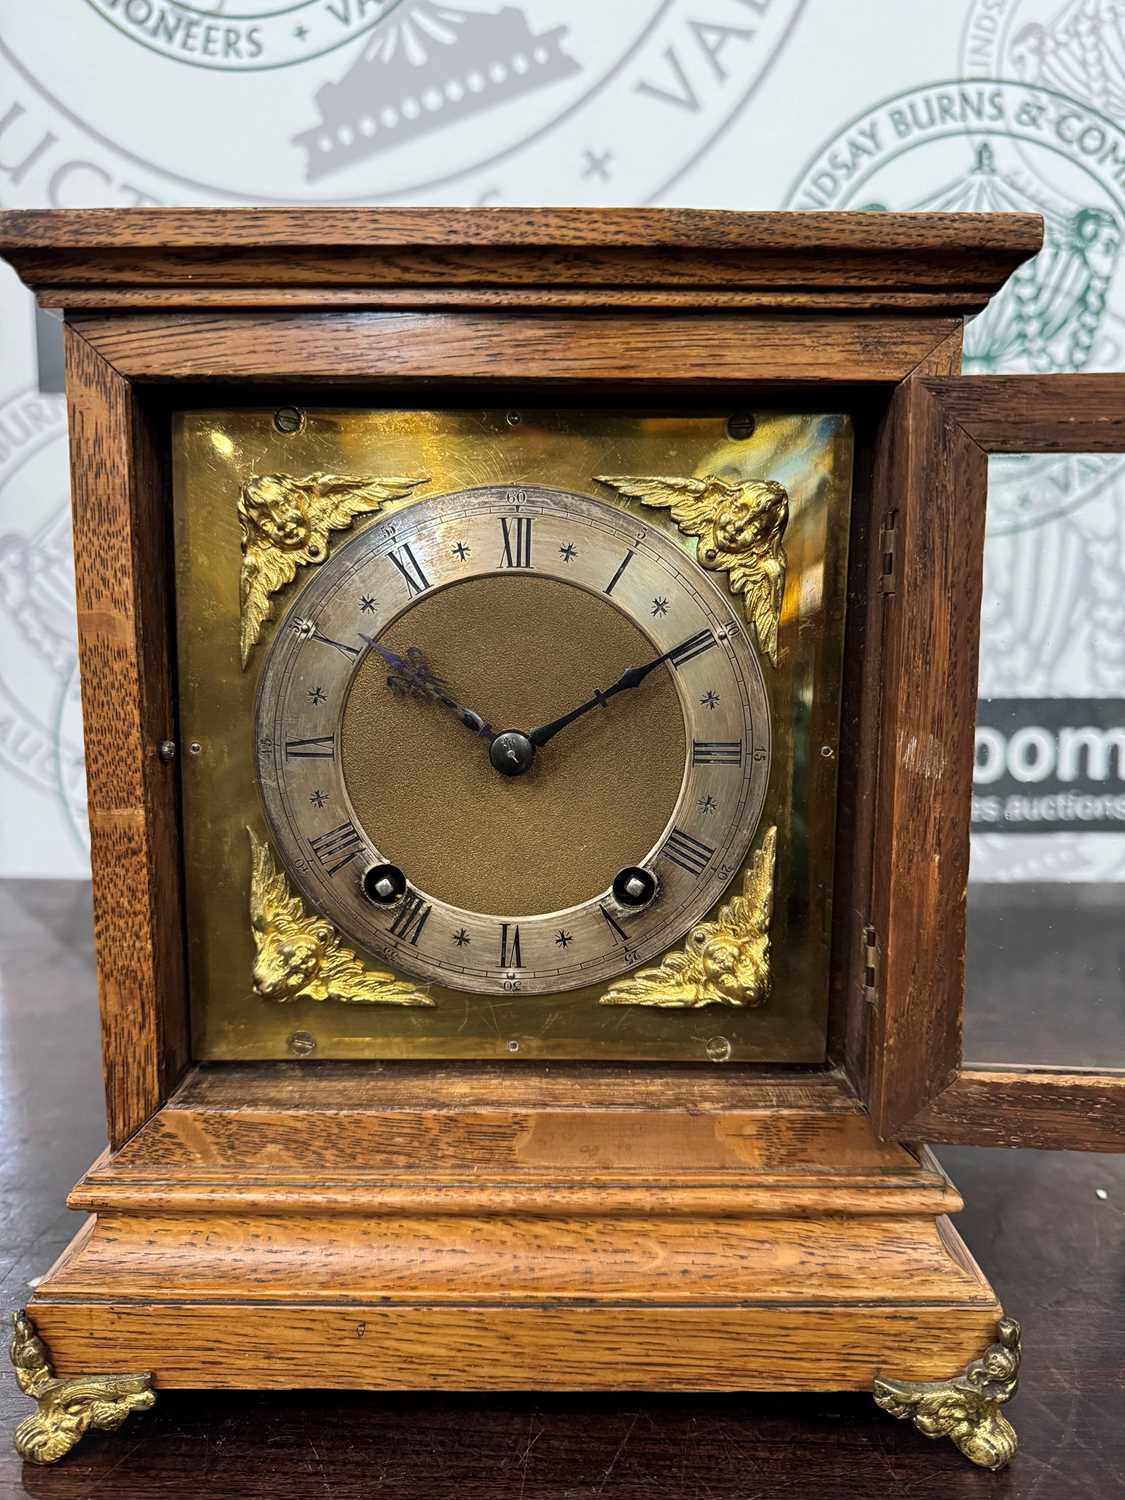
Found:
19,1067 -> 1013,1465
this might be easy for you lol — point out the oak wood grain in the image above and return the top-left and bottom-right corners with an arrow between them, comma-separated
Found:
907,1070 -> 1125,1151
866,377 -> 987,1138
29,1099 -> 1003,1396
168,1060 -> 863,1113
67,1179 -> 960,1220
41,1211 -> 986,1305
0,208 -> 1043,316
3,211 -> 1063,1408
27,1300 -> 1002,1394
70,1067 -> 923,1199
827,328 -> 967,1083
926,372 -> 1125,450
69,311 -> 964,385
36,286 -> 1042,312
83,1107 -> 916,1181
64,328 -> 188,1148
5,885 -> 1121,1496
0,206 -> 1043,252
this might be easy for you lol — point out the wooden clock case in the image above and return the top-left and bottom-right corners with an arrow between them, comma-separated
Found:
1,209 -> 1123,1422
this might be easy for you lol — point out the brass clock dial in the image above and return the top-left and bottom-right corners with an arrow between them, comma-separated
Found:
254,485 -> 771,997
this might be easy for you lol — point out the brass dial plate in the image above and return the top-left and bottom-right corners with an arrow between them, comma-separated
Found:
173,406 -> 853,1063
254,486 -> 770,997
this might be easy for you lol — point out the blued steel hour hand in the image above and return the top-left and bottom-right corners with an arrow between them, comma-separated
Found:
363,638 -> 495,742
527,641 -> 685,750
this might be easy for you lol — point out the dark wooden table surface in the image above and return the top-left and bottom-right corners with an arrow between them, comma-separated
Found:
2,880 -> 1122,1499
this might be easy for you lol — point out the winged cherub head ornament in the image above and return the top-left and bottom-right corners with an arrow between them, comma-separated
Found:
238,471 -> 427,668
595,474 -> 789,667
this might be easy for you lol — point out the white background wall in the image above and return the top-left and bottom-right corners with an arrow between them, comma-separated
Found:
1,0 -> 1123,880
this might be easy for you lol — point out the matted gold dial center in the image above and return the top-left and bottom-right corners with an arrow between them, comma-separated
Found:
341,574 -> 687,916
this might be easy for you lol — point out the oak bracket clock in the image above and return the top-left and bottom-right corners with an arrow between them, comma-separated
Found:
2,207 -> 1122,1471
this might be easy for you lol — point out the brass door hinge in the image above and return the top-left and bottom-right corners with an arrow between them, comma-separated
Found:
879,512 -> 898,594
862,924 -> 881,1004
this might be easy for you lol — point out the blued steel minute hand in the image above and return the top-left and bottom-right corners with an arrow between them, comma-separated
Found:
527,642 -> 683,750
363,638 -> 495,742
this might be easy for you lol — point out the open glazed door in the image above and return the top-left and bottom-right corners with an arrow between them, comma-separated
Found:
866,373 -> 1125,1152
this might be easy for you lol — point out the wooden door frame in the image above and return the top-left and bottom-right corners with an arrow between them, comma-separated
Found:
869,373 -> 1125,1150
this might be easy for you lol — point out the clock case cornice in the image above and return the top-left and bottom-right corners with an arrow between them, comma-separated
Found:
0,207 -> 1041,314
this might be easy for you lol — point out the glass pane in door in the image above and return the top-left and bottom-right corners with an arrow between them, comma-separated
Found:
966,451 -> 1125,1067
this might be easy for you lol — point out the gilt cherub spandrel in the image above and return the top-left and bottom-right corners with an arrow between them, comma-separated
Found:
595,474 -> 789,667
247,828 -> 433,1007
601,826 -> 777,1009
238,471 -> 427,667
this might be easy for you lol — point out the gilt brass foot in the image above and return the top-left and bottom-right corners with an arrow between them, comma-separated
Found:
873,1317 -> 1022,1470
9,1310 -> 155,1465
